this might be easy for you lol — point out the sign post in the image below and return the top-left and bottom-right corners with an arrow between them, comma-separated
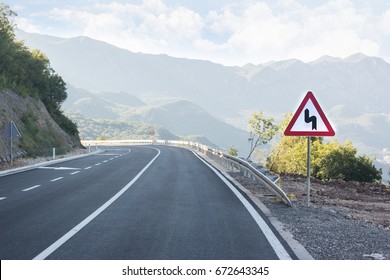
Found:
2,121 -> 22,165
307,136 -> 311,206
284,91 -> 335,206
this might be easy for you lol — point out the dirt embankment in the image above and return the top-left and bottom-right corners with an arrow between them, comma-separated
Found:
282,174 -> 390,228
0,90 -> 79,163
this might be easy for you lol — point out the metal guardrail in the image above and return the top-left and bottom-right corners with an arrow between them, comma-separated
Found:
187,142 -> 292,207
81,140 -> 292,206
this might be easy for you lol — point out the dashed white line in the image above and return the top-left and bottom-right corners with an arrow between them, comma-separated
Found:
70,171 -> 80,175
50,177 -> 64,182
0,197 -> 6,201
85,166 -> 92,170
95,163 -> 101,166
22,185 -> 42,192
39,167 -> 80,171
33,147 -> 161,260
103,160 -> 108,163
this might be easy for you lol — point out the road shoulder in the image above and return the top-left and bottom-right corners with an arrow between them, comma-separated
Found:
193,150 -> 314,260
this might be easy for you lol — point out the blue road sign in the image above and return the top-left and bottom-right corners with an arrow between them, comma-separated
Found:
3,121 -> 21,138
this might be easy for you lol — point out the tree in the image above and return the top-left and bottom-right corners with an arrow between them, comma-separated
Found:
96,134 -> 107,141
227,145 -> 238,157
388,167 -> 390,185
0,4 -> 80,146
0,3 -> 16,39
247,112 -> 278,160
316,141 -> 382,182
267,114 -> 382,183
0,3 -> 17,88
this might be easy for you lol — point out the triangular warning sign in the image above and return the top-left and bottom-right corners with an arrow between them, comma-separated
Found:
2,121 -> 22,138
284,91 -> 335,136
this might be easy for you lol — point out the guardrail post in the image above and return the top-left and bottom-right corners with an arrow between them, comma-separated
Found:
52,148 -> 56,160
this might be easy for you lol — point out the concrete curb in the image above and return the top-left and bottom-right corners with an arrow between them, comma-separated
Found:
0,149 -> 104,178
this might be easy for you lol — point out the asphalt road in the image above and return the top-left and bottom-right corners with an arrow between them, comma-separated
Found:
0,146 -> 295,260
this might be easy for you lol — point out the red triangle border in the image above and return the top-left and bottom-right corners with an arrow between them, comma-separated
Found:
284,91 -> 335,136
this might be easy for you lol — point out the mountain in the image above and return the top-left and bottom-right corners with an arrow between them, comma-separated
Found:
16,30 -> 246,116
63,86 -> 248,152
16,30 -> 390,168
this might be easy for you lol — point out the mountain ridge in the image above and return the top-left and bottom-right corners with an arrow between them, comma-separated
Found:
63,86 -> 248,152
16,30 -> 390,168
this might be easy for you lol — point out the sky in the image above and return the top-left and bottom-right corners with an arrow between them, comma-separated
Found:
8,0 -> 390,66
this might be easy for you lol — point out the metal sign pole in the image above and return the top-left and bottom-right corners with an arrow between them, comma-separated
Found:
307,136 -> 311,207
10,121 -> 13,165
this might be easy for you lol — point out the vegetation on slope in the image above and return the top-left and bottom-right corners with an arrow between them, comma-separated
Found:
0,3 -> 78,138
0,3 -> 80,159
67,112 -> 178,141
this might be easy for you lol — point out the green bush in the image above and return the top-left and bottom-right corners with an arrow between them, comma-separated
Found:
267,114 -> 382,183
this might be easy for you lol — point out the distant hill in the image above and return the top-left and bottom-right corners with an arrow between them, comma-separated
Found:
63,87 -> 248,152
17,30 -> 390,166
66,112 -> 178,141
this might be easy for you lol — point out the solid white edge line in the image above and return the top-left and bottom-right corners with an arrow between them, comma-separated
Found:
192,151 -> 292,260
33,147 -> 160,260
22,185 -> 42,192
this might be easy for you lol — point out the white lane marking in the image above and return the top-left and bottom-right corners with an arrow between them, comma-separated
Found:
50,177 -> 64,182
92,154 -> 120,156
22,185 -> 42,192
70,171 -> 80,175
193,152 -> 292,260
109,158 -> 114,161
92,149 -> 130,156
39,167 -> 81,171
84,166 -> 92,170
33,148 -> 160,260
0,197 -> 7,201
95,163 -> 101,166
103,160 -> 108,163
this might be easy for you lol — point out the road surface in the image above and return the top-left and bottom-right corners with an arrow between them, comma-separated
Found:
0,146 -> 296,260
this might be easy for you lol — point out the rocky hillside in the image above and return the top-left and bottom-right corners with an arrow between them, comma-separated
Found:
0,90 -> 80,163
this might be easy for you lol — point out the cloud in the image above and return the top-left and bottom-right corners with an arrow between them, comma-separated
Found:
44,0 -> 204,55
15,0 -> 390,65
204,0 -> 382,64
379,9 -> 390,35
15,17 -> 40,33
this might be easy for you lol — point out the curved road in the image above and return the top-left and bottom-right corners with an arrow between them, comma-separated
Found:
0,146 -> 296,260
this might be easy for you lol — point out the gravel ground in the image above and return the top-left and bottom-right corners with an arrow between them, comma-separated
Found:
229,173 -> 390,260
263,200 -> 390,260
199,151 -> 390,260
